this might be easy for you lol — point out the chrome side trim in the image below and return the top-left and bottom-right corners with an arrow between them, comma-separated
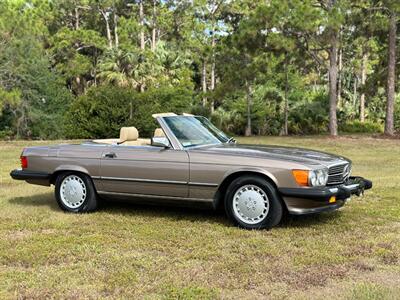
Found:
92,176 -> 217,187
189,182 -> 218,187
97,191 -> 213,203
100,176 -> 187,185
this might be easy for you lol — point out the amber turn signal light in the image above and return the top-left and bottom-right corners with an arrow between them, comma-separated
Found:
329,196 -> 336,203
292,170 -> 309,187
20,156 -> 28,169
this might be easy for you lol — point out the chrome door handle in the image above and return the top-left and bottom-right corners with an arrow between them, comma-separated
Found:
104,152 -> 116,158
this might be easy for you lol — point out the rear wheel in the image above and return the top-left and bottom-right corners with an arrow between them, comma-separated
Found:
55,172 -> 98,213
224,175 -> 283,229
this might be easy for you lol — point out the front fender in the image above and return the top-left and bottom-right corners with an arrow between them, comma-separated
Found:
221,167 -> 279,187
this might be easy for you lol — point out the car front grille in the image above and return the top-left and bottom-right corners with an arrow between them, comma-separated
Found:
327,163 -> 351,185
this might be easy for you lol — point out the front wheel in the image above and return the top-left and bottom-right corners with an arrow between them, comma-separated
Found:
224,176 -> 283,230
55,172 -> 98,213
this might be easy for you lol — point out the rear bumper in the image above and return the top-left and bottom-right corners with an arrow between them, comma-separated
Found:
10,169 -> 51,186
279,176 -> 372,215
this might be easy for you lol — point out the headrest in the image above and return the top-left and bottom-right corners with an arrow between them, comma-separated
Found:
154,128 -> 165,137
119,127 -> 138,142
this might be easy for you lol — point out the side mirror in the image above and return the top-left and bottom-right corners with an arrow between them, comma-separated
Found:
151,136 -> 170,148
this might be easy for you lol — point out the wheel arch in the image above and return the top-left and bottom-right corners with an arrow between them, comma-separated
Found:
213,169 -> 286,211
50,165 -> 92,185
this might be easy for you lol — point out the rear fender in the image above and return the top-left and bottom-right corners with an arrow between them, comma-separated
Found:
54,165 -> 91,176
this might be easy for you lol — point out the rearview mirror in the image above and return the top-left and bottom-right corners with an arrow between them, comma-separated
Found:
151,137 -> 170,148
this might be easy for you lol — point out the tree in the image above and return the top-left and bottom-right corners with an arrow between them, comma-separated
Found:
0,0 -> 398,139
385,9 -> 397,135
0,0 -> 72,138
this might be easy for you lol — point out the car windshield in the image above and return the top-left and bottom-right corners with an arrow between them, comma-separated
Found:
163,116 -> 230,148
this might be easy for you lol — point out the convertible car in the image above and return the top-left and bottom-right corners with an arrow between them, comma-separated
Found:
10,113 -> 372,229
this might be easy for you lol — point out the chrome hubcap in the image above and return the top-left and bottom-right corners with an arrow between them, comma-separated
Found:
233,184 -> 269,225
60,175 -> 87,209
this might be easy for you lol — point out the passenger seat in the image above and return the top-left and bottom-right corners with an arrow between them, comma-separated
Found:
153,128 -> 165,137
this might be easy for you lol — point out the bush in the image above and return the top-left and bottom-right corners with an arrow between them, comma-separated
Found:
288,89 -> 329,135
339,120 -> 383,134
135,86 -> 193,136
65,84 -> 192,139
210,108 -> 241,135
0,128 -> 13,139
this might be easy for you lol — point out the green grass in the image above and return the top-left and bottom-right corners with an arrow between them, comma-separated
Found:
0,136 -> 399,299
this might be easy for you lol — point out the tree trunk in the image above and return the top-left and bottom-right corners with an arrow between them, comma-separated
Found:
327,0 -> 338,137
210,61 -> 215,113
202,59 -> 207,107
283,54 -> 289,136
360,48 -> 368,122
210,23 -> 216,113
100,9 -> 112,49
385,12 -> 396,136
114,10 -> 119,49
245,82 -> 252,137
337,43 -> 343,108
138,0 -> 145,92
74,7 -> 79,30
151,0 -> 157,52
328,33 -> 338,136
139,0 -> 145,51
353,76 -> 358,108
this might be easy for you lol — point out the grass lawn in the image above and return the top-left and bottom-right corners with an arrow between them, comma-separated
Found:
0,136 -> 399,299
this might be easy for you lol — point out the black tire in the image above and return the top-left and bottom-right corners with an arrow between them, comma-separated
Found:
55,172 -> 98,213
224,175 -> 283,230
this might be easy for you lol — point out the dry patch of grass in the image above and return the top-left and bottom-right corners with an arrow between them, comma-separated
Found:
0,137 -> 399,299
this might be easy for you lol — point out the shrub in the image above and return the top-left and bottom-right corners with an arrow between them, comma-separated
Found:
65,84 -> 192,139
288,89 -> 329,135
0,128 -> 13,139
210,107 -> 242,135
65,85 -> 135,139
135,85 -> 193,136
339,120 -> 383,134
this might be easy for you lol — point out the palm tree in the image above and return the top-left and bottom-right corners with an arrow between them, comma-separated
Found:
97,49 -> 140,89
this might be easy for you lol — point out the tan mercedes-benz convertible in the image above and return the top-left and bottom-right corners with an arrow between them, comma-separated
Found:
10,113 -> 372,229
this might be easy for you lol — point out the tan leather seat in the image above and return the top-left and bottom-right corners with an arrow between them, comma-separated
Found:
119,127 -> 150,146
119,127 -> 138,143
92,127 -> 150,146
154,128 -> 165,137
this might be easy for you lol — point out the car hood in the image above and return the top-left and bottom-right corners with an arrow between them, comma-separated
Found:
192,143 -> 350,167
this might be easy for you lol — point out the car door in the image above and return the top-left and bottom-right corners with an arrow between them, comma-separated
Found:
99,145 -> 189,197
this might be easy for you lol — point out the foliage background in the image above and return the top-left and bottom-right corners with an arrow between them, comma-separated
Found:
0,0 -> 399,139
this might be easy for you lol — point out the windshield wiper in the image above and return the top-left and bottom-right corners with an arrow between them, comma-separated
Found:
227,137 -> 236,144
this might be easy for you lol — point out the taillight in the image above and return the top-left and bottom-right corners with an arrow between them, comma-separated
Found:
20,156 -> 28,169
